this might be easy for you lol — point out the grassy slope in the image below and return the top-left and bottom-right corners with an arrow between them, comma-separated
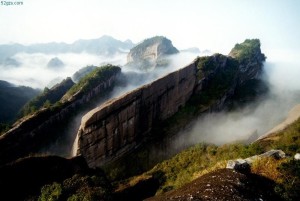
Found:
118,117 -> 300,199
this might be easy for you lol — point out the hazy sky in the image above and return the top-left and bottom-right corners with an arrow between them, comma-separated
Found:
0,0 -> 300,53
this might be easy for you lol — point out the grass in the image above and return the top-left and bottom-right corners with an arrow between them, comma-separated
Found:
117,117 -> 300,198
229,39 -> 266,63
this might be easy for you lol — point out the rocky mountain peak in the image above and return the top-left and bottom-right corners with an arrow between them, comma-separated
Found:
126,36 -> 179,69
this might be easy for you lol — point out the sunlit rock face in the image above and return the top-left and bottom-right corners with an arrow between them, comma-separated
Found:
126,36 -> 179,70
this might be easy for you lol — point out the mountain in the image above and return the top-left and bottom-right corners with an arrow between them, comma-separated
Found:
0,65 -> 121,166
126,36 -> 179,70
0,80 -> 40,126
2,38 -> 299,200
75,39 -> 265,169
0,35 -> 135,65
47,57 -> 64,69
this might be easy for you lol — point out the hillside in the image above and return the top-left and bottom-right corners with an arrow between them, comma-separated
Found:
3,38 -> 298,201
115,114 -> 300,201
20,78 -> 75,117
15,107 -> 298,201
72,65 -> 98,83
0,80 -> 40,126
0,65 -> 121,165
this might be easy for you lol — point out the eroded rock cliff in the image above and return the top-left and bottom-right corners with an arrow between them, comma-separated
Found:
0,65 -> 121,165
76,63 -> 196,167
76,39 -> 266,168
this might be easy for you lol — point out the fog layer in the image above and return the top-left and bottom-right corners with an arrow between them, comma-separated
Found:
0,52 -> 128,88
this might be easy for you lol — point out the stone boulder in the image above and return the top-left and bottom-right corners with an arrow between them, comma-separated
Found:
227,150 -> 286,172
226,159 -> 251,173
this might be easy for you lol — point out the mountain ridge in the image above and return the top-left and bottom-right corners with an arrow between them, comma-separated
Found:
0,35 -> 135,65
75,39 -> 266,169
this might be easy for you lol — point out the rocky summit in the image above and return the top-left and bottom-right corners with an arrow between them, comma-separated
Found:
126,36 -> 179,70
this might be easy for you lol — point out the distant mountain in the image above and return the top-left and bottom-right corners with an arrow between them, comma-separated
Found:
0,80 -> 40,125
126,36 -> 179,70
0,35 -> 135,65
47,57 -> 64,69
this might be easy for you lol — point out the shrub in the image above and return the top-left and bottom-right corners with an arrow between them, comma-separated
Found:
275,159 -> 300,201
62,65 -> 120,101
38,182 -> 62,201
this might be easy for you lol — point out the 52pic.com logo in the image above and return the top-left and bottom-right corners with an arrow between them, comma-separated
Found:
1,1 -> 23,6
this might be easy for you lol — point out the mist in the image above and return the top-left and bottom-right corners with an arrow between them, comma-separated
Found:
0,52 -> 128,88
172,48 -> 300,149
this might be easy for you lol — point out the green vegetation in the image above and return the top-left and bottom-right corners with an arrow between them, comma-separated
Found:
196,54 -> 239,101
38,173 -> 113,201
275,159 -> 300,201
229,39 -> 266,63
39,182 -> 62,201
156,54 -> 239,139
0,123 -> 11,136
72,65 -> 97,83
0,80 -> 40,124
118,117 -> 300,198
62,65 -> 121,101
20,78 -> 74,117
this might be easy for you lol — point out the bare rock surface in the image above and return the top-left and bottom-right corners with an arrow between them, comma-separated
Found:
146,169 -> 280,201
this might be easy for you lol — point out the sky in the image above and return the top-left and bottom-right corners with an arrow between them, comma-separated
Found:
1,0 -> 300,54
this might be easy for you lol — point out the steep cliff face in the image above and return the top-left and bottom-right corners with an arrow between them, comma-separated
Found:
229,39 -> 266,85
126,36 -> 179,69
76,63 -> 197,167
76,39 -> 266,168
0,65 -> 121,165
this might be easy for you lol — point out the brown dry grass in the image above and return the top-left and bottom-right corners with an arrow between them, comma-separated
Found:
250,157 -> 287,183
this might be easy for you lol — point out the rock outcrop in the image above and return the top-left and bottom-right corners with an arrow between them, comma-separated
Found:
75,39 -> 266,168
226,150 -> 286,172
145,169 -> 279,201
126,36 -> 179,69
0,65 -> 121,165
229,39 -> 266,85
